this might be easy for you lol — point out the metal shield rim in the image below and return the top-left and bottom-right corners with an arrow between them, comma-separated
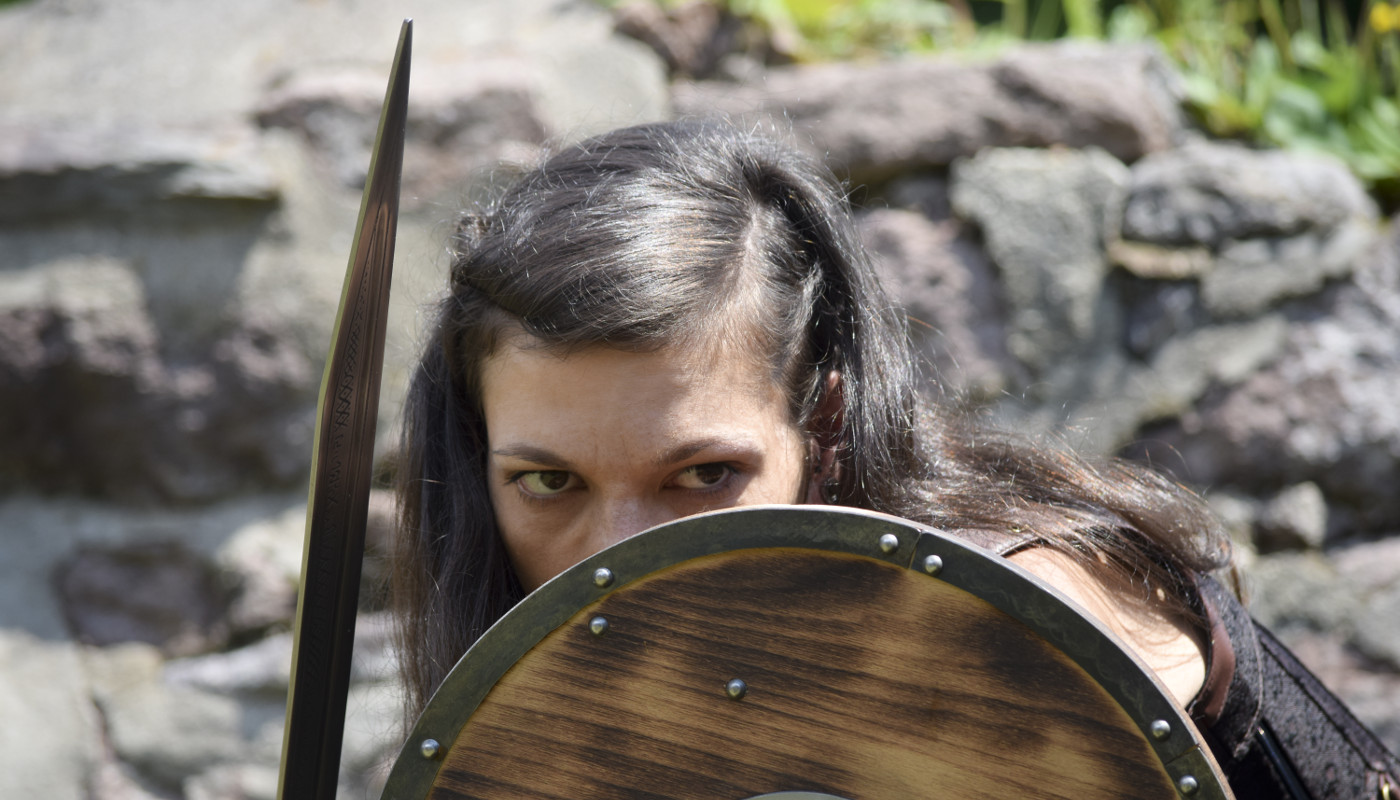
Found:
380,505 -> 1230,800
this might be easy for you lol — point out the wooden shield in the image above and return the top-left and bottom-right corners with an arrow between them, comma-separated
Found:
380,506 -> 1232,800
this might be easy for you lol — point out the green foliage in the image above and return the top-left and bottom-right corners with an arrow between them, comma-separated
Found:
615,0 -> 1400,202
725,0 -> 967,59
1130,0 -> 1400,201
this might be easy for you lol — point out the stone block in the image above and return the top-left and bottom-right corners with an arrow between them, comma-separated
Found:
1246,551 -> 1354,633
0,632 -> 103,800
858,208 -> 1012,398
1127,222 -> 1400,535
101,679 -> 246,791
675,42 -> 1183,184
0,123 -> 279,224
1256,481 -> 1329,552
55,541 -> 233,657
951,146 -> 1128,373
1121,140 -> 1376,248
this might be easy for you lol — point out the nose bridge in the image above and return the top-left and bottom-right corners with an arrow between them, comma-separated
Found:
591,492 -> 668,550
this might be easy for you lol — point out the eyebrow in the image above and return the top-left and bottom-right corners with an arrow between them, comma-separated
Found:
490,444 -> 571,469
656,436 -> 760,468
490,436 -> 763,471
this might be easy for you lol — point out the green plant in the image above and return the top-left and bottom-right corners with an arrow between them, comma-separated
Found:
727,0 -> 967,59
1117,1 -> 1398,201
608,0 -> 1400,203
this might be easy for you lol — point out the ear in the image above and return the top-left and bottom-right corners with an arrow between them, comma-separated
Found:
804,371 -> 844,505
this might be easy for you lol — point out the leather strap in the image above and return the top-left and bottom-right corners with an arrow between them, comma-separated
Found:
950,526 -> 1041,557
1188,573 -> 1238,729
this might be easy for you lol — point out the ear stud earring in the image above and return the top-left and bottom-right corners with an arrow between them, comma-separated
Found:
822,478 -> 840,503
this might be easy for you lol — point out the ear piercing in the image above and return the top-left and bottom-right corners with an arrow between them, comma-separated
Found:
822,478 -> 839,503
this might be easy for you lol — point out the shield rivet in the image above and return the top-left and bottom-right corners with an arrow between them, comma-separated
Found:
726,678 -> 748,700
420,738 -> 441,760
593,567 -> 615,588
1177,775 -> 1199,795
922,554 -> 944,575
589,616 -> 610,636
878,533 -> 899,554
1150,719 -> 1171,740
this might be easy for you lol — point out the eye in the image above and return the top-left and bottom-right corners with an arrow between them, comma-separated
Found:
672,463 -> 733,491
515,470 -> 580,497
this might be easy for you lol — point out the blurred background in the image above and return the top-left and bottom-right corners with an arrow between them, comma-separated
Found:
1,0 -> 1397,797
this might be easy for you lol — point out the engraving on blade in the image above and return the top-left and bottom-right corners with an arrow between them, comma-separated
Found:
323,202 -> 386,519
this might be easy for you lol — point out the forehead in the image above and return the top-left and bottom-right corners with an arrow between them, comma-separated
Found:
479,337 -> 793,448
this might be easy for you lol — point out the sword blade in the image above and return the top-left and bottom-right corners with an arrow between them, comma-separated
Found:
278,19 -> 411,800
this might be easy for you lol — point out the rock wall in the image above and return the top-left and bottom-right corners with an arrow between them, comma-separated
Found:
0,1 -> 668,797
1,1 -> 1397,798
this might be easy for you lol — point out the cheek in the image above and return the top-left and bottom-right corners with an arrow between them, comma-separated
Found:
486,479 -> 547,585
494,519 -> 562,593
484,467 -> 515,535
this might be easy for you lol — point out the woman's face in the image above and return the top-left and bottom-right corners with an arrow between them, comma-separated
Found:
480,336 -> 810,591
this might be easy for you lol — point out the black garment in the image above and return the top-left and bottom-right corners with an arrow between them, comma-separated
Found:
1191,576 -> 1400,800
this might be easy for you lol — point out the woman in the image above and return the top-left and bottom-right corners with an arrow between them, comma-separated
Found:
393,120 -> 1398,798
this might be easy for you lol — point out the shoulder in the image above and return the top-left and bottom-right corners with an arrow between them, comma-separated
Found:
1007,547 -> 1206,708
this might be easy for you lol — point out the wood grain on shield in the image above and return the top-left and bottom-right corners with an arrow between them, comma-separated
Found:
429,549 -> 1180,800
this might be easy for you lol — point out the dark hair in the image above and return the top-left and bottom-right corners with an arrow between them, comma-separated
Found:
393,120 -> 1230,716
